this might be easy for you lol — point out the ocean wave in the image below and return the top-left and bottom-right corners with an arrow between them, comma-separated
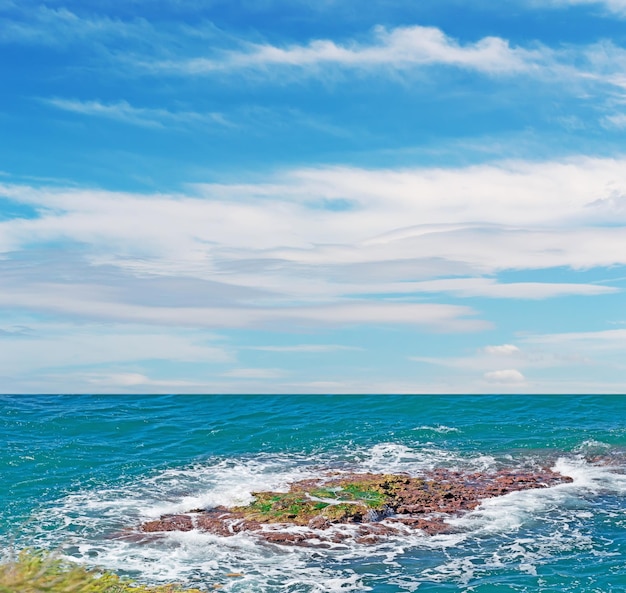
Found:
8,445 -> 626,592
413,425 -> 461,434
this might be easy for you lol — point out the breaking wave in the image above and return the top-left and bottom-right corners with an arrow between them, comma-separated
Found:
8,443 -> 626,592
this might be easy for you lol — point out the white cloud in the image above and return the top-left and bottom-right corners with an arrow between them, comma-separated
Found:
602,113 -> 626,129
411,324 -> 626,390
44,98 -> 230,129
0,155 -> 622,332
247,344 -> 361,352
508,328 -> 626,385
86,372 -> 199,388
0,5 -> 154,47
521,328 -> 626,347
97,372 -> 149,386
0,283 -> 488,331
5,155 -> 626,254
538,0 -> 626,17
3,5 -> 626,102
136,22 -> 626,99
411,343 -> 588,374
9,368 -> 624,394
222,367 -> 286,379
152,25 -> 541,76
484,369 -> 526,383
0,322 -> 232,375
0,152 -> 621,361
484,344 -> 520,355
368,278 -> 617,299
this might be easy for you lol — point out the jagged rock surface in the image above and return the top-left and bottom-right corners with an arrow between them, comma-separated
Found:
138,468 -> 572,545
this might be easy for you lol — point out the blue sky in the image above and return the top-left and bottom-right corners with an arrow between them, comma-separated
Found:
1,0 -> 626,393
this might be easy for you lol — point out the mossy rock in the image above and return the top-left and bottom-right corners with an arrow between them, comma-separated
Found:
309,484 -> 387,509
233,491 -> 331,525
308,474 -> 414,508
234,491 -> 372,524
321,502 -> 370,522
233,474 -> 416,524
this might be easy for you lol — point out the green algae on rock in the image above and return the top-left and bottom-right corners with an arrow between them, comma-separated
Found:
232,474 -> 408,525
233,491 -> 334,524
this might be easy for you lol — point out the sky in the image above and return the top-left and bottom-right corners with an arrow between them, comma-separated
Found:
1,0 -> 626,393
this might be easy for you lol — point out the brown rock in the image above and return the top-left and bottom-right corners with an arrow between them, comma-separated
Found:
141,514 -> 193,533
308,515 -> 331,530
136,466 -> 574,545
262,531 -> 308,544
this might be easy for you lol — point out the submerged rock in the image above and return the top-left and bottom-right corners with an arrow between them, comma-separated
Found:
142,514 -> 194,532
137,468 -> 572,545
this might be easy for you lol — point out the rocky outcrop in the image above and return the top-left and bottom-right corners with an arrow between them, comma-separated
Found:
138,468 -> 572,546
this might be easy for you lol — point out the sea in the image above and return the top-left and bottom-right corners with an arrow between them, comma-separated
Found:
1,394 -> 625,592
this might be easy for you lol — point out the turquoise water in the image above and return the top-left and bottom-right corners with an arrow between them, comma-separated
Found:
1,395 -> 626,592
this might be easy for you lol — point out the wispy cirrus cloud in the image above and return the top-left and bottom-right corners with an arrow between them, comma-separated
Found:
86,372 -> 200,388
0,4 -> 152,47
247,344 -> 362,353
0,321 -> 233,375
411,343 -> 541,373
4,3 -> 626,106
0,155 -> 621,380
521,327 -> 626,347
150,24 -> 542,76
0,282 -> 488,331
0,155 -> 623,325
536,0 -> 626,17
44,98 -> 230,129
354,278 -> 617,299
132,21 -> 626,101
602,112 -> 626,129
222,367 -> 286,379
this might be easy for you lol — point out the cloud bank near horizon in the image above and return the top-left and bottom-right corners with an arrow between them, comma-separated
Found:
1,0 -> 625,392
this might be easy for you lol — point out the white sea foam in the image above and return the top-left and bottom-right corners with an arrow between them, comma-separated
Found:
554,456 -> 626,494
356,442 -> 496,475
574,439 -> 612,453
15,446 -> 626,592
413,425 -> 461,434
447,456 -> 626,537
